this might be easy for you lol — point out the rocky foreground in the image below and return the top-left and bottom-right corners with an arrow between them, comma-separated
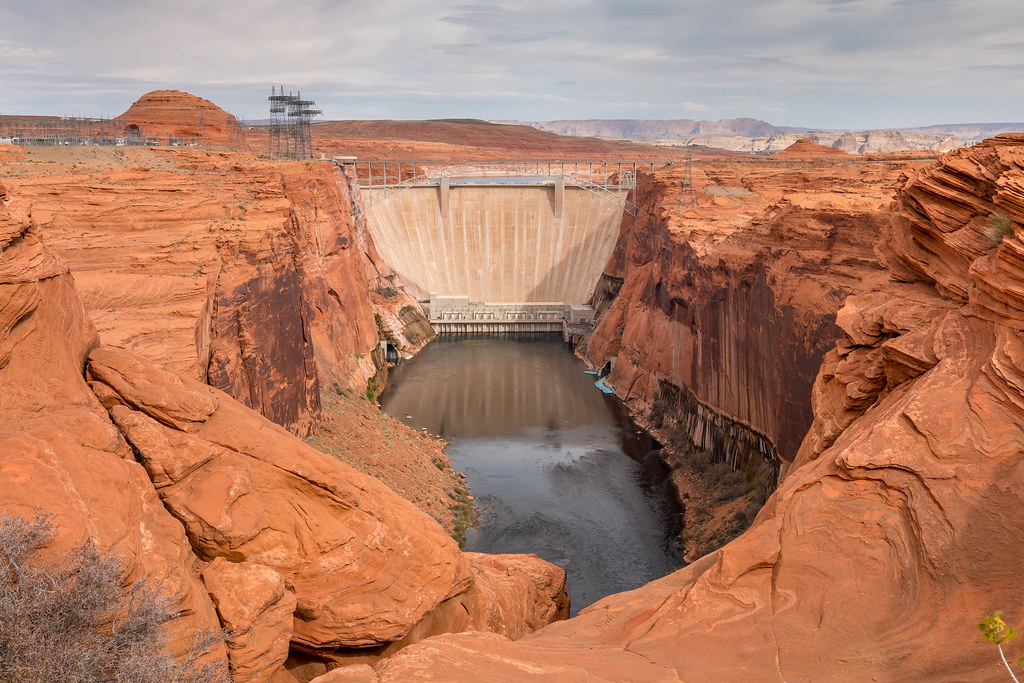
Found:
333,134 -> 1024,681
1,87 -> 1023,681
0,178 -> 568,681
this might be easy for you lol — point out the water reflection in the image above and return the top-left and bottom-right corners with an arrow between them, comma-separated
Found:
380,335 -> 682,615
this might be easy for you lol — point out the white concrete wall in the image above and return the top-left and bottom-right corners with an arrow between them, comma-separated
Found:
364,185 -> 625,303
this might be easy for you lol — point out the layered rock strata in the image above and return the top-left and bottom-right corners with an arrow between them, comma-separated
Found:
314,134 -> 1024,682
0,180 -> 568,682
584,151 -> 929,471
4,146 -> 382,434
0,186 -> 230,671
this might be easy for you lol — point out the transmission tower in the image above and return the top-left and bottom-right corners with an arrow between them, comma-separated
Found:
679,152 -> 697,208
267,86 -> 321,160
267,85 -> 292,159
287,91 -> 322,160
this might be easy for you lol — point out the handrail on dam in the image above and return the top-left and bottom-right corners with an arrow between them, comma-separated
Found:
332,159 -> 672,217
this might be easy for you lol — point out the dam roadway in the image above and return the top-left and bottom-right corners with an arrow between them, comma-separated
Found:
337,160 -> 668,330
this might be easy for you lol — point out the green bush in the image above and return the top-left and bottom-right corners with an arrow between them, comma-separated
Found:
0,513 -> 228,683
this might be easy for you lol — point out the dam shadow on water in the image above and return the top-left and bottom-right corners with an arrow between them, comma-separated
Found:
380,334 -> 683,615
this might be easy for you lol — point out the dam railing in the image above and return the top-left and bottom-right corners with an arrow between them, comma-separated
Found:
332,159 -> 672,216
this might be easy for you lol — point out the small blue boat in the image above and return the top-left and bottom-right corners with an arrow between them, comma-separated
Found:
595,377 -> 615,394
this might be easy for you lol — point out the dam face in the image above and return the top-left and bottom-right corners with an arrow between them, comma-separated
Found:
363,183 -> 626,317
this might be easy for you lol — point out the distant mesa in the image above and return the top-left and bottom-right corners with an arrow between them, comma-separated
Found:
774,138 -> 849,158
117,89 -> 242,147
505,118 -> 1024,154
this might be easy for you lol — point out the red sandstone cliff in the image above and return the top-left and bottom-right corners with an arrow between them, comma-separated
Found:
4,146 -> 383,435
308,135 -> 1024,683
583,152 -> 926,469
0,180 -> 568,683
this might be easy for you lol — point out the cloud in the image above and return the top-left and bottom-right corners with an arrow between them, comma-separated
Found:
0,0 -> 1022,128
0,40 -> 59,61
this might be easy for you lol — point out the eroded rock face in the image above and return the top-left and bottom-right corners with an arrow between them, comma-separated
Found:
0,188 -> 228,670
882,133 -> 1024,302
203,558 -> 297,683
6,146 -> 381,434
85,344 -> 569,680
584,154 -> 929,465
328,135 -> 1024,681
87,344 -> 473,649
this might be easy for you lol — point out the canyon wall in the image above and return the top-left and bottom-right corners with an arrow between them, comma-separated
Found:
321,136 -> 1024,683
4,145 -> 383,434
583,150 -> 925,470
364,185 -> 626,304
0,177 -> 569,683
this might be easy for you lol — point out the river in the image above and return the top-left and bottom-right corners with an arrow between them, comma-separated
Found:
380,334 -> 682,615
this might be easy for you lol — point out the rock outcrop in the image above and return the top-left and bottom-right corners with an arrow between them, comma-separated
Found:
118,89 -> 245,148
0,186 -> 229,670
0,143 -> 25,161
773,137 -> 849,158
583,154 -> 928,469
2,159 -> 568,682
5,146 -> 382,435
312,134 -> 1024,682
87,344 -> 474,651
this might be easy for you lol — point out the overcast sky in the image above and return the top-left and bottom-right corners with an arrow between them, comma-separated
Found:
2,0 -> 1022,129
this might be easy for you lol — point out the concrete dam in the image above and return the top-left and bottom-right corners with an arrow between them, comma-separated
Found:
343,160 -> 657,332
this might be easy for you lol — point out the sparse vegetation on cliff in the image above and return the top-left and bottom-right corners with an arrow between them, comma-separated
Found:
0,513 -> 227,683
980,611 -> 1023,682
451,481 -> 479,550
989,212 -> 1015,244
648,393 -> 773,558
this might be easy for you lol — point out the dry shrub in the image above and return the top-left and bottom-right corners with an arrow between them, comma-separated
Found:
0,513 -> 229,683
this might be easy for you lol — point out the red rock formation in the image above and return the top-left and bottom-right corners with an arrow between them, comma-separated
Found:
203,558 -> 297,683
87,345 -> 474,650
0,143 -> 24,161
584,155 -> 927,467
5,147 -> 381,435
309,135 -> 1024,682
774,137 -> 849,158
0,186 -> 229,671
2,136 -> 569,681
118,89 -> 246,148
85,345 -> 568,679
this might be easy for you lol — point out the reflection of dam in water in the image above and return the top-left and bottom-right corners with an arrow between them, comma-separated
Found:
380,336 -> 683,614
380,335 -> 610,438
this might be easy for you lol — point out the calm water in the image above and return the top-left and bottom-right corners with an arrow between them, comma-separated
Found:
380,335 -> 682,615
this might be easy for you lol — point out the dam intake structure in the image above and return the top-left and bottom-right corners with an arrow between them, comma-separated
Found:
337,159 -> 668,335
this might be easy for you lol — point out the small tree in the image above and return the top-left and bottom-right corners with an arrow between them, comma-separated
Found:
0,513 -> 229,683
980,611 -> 1023,682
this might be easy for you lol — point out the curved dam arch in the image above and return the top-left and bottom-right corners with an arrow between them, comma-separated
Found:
342,161 -> 658,329
366,183 -> 626,303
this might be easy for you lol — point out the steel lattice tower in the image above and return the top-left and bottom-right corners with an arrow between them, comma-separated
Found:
268,86 -> 322,160
679,152 -> 697,208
